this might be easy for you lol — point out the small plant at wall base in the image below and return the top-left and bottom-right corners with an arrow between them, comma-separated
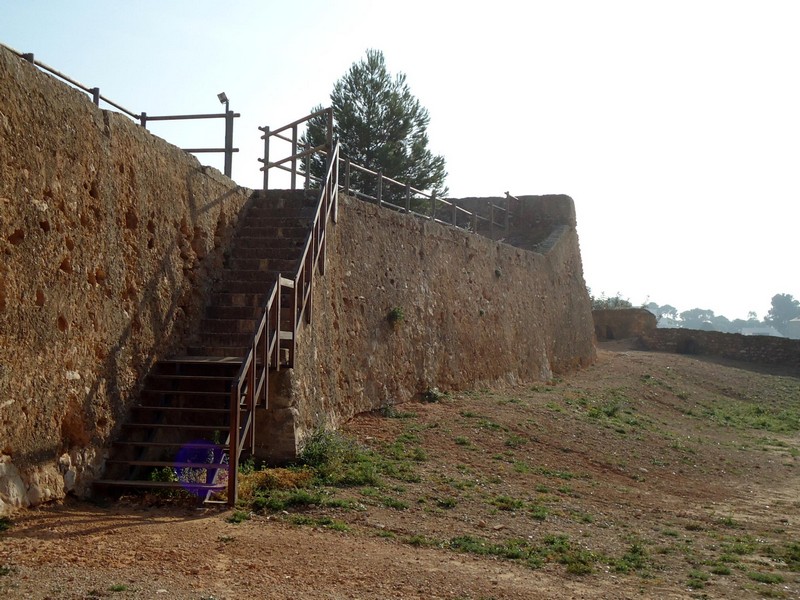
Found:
387,306 -> 404,326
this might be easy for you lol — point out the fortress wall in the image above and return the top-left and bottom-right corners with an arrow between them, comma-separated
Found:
261,194 -> 596,460
0,47 -> 250,513
639,328 -> 800,368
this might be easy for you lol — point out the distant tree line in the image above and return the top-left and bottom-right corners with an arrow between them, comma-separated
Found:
590,291 -> 800,339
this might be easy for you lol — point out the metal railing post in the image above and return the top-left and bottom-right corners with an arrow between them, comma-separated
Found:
223,109 -> 234,178
472,208 -> 478,232
263,127 -> 270,190
376,173 -> 383,207
345,157 -> 351,194
405,184 -> 411,213
490,202 -> 495,240
326,108 -> 333,151
290,125 -> 298,190
304,144 -> 310,191
452,198 -> 457,227
430,193 -> 436,220
505,195 -> 510,235
140,112 -> 147,128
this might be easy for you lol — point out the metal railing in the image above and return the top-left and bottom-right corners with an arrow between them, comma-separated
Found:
3,44 -> 239,178
259,108 -> 516,241
225,140 -> 340,505
257,108 -> 333,190
226,275 -> 292,504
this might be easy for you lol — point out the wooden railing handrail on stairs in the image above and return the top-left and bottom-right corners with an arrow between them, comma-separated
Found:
225,137 -> 340,506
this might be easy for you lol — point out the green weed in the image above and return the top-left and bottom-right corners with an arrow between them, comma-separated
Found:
226,510 -> 250,524
747,571 -> 784,584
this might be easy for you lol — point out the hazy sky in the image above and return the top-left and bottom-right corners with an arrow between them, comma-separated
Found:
3,1 -> 798,320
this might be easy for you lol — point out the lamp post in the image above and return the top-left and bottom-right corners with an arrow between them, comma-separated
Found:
218,92 -> 233,178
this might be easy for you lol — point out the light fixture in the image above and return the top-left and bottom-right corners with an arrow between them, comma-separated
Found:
217,92 -> 229,112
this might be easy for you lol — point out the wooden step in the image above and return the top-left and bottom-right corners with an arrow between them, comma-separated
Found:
93,479 -> 225,491
123,423 -> 227,432
105,460 -> 229,469
131,406 -> 229,415
112,440 -> 229,449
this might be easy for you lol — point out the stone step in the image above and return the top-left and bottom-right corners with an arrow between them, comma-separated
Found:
236,224 -> 309,239
231,236 -> 305,250
226,258 -> 298,272
251,191 -> 318,209
245,206 -> 316,219
199,317 -> 258,335
205,305 -> 263,320
186,345 -> 248,358
241,216 -> 312,229
227,246 -> 303,261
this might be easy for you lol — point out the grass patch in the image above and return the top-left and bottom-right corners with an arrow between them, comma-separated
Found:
529,504 -> 549,521
289,515 -> 349,531
686,569 -> 709,589
0,517 -> 11,532
226,510 -> 250,523
436,497 -> 458,509
747,571 -> 784,584
505,434 -> 527,448
491,495 -> 525,511
612,542 -> 649,573
710,565 -> 731,575
108,584 -> 129,592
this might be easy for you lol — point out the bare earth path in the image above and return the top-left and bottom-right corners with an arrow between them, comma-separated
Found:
2,344 -> 799,599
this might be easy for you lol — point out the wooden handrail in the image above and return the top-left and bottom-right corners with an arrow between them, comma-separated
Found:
225,140 -> 340,505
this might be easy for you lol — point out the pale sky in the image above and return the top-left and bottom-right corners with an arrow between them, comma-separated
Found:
3,0 -> 798,320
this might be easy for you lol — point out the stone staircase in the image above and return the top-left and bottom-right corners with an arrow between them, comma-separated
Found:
94,189 -> 317,502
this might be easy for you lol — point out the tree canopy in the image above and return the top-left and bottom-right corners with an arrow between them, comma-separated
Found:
303,49 -> 447,201
766,293 -> 800,335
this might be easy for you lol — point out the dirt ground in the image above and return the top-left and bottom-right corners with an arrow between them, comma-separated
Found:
2,342 -> 799,599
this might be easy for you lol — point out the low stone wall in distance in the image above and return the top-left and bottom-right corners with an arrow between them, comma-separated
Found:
593,308 -> 657,341
639,329 -> 800,369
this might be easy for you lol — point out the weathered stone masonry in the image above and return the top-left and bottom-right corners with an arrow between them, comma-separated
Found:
1,43 -> 598,507
0,47 -> 250,513
259,194 -> 597,461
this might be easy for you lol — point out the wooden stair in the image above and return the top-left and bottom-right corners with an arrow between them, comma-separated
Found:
94,190 -> 317,503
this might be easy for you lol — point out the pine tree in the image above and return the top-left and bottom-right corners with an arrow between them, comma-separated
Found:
303,49 -> 447,202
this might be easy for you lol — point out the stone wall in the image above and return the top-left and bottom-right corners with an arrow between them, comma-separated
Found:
259,194 -> 597,461
639,329 -> 800,369
593,308 -> 657,341
0,47 -> 250,513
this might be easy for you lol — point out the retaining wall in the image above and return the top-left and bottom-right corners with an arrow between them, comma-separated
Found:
259,194 -> 597,461
0,47 -> 250,514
